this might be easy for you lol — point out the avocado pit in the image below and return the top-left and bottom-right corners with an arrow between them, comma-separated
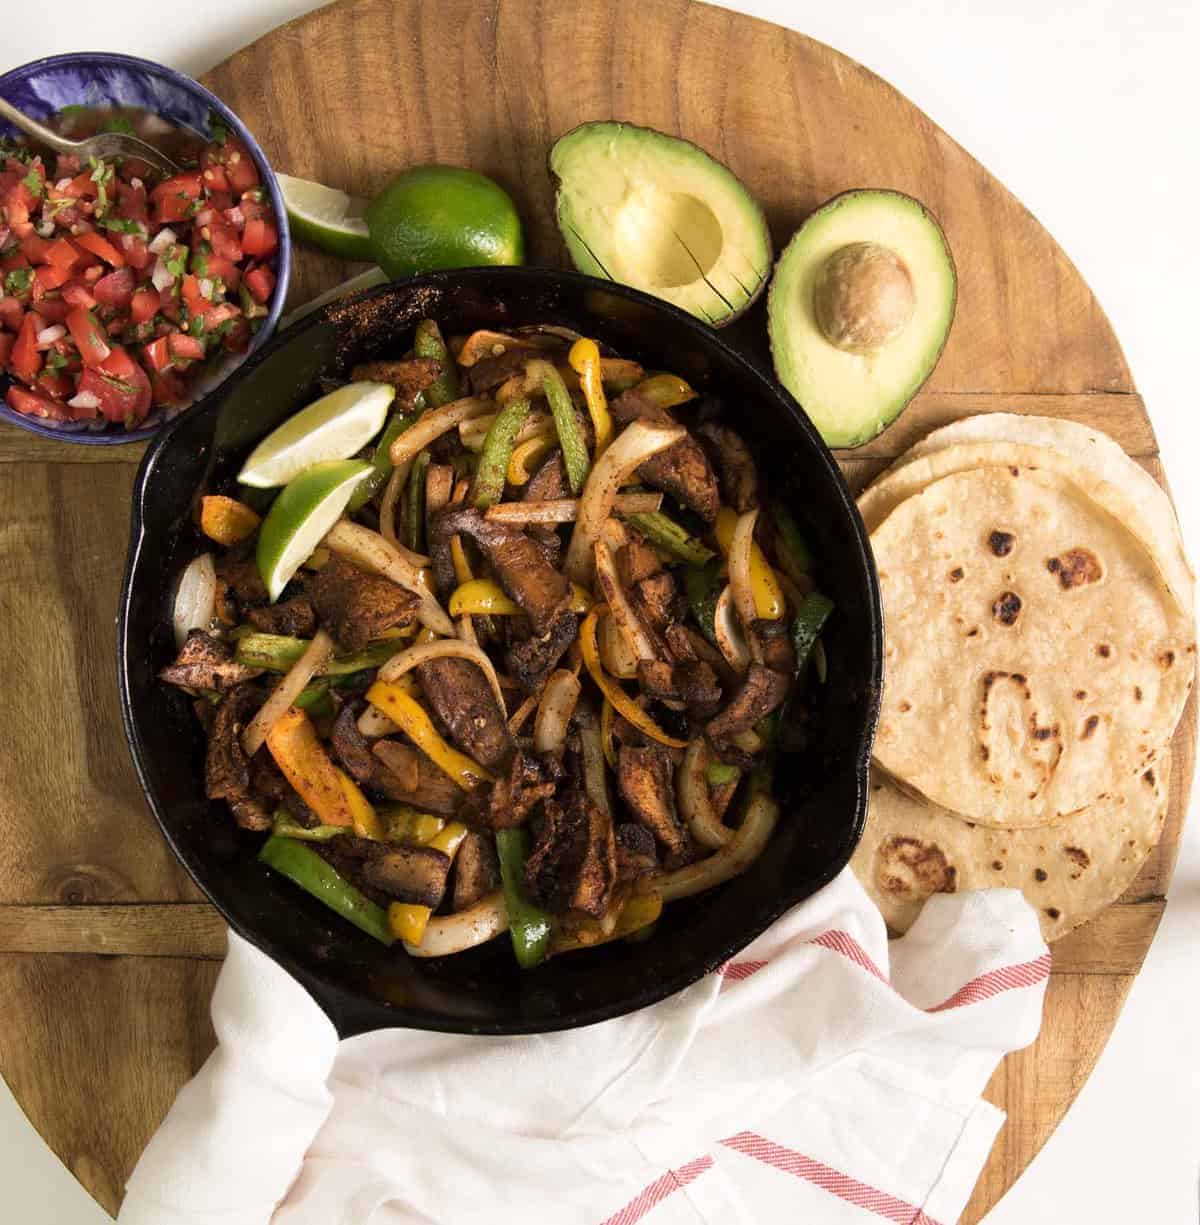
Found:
813,241 -> 916,354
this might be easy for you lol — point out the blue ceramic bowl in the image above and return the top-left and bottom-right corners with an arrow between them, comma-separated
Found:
0,51 -> 291,445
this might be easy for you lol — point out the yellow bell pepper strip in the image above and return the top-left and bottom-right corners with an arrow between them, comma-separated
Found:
622,510 -> 715,566
507,435 -> 557,486
559,358 -> 644,394
235,633 -> 405,676
600,697 -> 617,769
495,827 -> 553,969
526,358 -> 590,495
379,805 -> 445,844
548,891 -> 663,955
580,607 -> 688,749
388,820 -> 471,946
631,373 -> 697,410
413,319 -> 460,407
567,338 -> 613,455
472,396 -> 531,508
199,495 -> 260,546
266,707 -> 353,828
335,768 -> 385,840
714,506 -> 785,619
259,835 -> 394,945
449,578 -> 592,617
365,680 -> 493,790
271,806 -> 345,842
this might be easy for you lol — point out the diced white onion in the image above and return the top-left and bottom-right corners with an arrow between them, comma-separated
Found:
171,553 -> 217,648
148,227 -> 177,255
36,324 -> 66,347
151,258 -> 175,291
677,739 -> 733,850
405,891 -> 508,957
67,390 -> 101,411
533,668 -> 581,756
199,278 -> 214,300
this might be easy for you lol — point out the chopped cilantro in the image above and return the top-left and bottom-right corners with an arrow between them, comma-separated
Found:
22,170 -> 43,198
165,244 -> 189,278
4,267 -> 34,296
191,243 -> 211,276
101,216 -> 145,236
208,114 -> 229,145
45,351 -> 68,372
88,156 -> 115,213
188,315 -> 206,338
100,115 -> 136,135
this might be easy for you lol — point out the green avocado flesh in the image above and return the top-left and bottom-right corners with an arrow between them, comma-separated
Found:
550,122 -> 772,326
768,190 -> 956,449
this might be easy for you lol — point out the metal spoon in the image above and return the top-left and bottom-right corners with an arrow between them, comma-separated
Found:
0,96 -> 180,177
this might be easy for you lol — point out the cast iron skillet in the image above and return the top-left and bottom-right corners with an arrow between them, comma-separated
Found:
118,267 -> 882,1037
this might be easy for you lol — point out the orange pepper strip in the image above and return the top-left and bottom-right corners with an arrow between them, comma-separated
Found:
266,707 -> 352,827
199,495 -> 261,546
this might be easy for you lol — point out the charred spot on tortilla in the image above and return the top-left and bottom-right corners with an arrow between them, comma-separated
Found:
988,530 -> 1015,557
877,835 -> 957,898
992,590 -> 1022,625
1080,714 -> 1100,740
1046,547 -> 1103,590
1134,686 -> 1143,701
1064,846 -> 1090,869
948,566 -> 964,582
991,860 -> 1003,870
1096,643 -> 1111,658
1159,650 -> 1175,669
899,700 -> 912,712
1034,867 -> 1048,882
1045,907 -> 1061,920
1143,768 -> 1156,787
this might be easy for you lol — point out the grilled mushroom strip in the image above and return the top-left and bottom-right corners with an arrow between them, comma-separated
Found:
523,788 -> 617,918
706,663 -> 790,748
205,684 -> 272,830
617,744 -> 689,857
416,656 -> 514,771
350,357 -> 443,404
696,422 -> 760,513
310,556 -> 421,651
161,630 -> 263,693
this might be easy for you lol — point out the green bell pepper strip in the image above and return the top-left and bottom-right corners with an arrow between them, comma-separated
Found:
705,761 -> 741,787
259,834 -> 394,944
404,450 -> 431,554
684,561 -> 723,645
272,807 -> 345,842
293,678 -> 335,718
790,592 -> 835,675
348,397 -> 425,512
771,501 -> 815,583
529,359 -> 589,495
235,632 -> 406,676
413,319 -> 460,407
622,510 -> 715,566
495,828 -> 552,969
472,396 -> 531,509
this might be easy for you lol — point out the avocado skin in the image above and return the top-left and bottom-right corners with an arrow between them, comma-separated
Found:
768,189 -> 957,450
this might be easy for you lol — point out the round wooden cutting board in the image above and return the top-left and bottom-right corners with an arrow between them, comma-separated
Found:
0,0 -> 1192,1219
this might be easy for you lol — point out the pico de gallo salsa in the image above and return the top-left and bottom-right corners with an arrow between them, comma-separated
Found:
0,107 -> 279,430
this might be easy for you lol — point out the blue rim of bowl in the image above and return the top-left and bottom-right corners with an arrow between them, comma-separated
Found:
0,50 -> 291,445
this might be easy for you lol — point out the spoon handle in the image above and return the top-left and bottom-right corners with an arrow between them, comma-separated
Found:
0,97 -> 74,157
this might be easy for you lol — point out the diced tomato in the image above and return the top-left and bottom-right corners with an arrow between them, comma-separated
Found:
84,346 -> 152,422
66,306 -> 112,367
0,173 -> 38,227
45,237 -> 82,270
237,196 -> 271,224
36,368 -> 74,399
6,384 -> 72,420
121,235 -> 153,271
21,232 -> 51,264
203,303 -> 240,330
206,255 -> 241,291
1,250 -> 30,274
33,298 -> 69,324
93,266 -> 136,311
150,172 -> 203,224
33,264 -> 72,293
205,191 -> 234,214
130,287 -> 159,324
213,139 -> 260,195
10,311 -> 42,384
0,296 -> 24,330
150,366 -> 187,407
115,179 -> 148,224
74,231 -> 126,268
158,283 -> 183,323
62,283 -> 98,310
244,265 -> 276,305
200,164 -> 230,194
168,332 -> 205,362
143,335 -> 173,373
0,334 -> 11,366
221,317 -> 251,354
207,220 -> 242,262
64,171 -> 99,200
241,219 -> 278,259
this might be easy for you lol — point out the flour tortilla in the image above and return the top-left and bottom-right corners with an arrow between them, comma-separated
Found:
851,761 -> 1168,941
871,464 -> 1194,827
867,413 -> 1193,614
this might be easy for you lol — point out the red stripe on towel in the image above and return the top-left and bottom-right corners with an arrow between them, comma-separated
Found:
926,953 -> 1052,1012
808,929 -> 887,980
720,1131 -> 944,1225
719,959 -> 768,982
597,1154 -> 714,1225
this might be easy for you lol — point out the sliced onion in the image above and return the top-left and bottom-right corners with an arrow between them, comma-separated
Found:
729,508 -> 760,633
533,668 -> 581,756
388,396 -> 492,469
598,608 -> 639,679
379,462 -> 407,550
654,792 -> 778,902
358,704 -> 400,738
172,552 -> 217,648
425,464 -> 454,517
376,636 -> 506,713
575,700 -> 612,817
678,739 -> 733,850
151,257 -> 175,291
507,692 -> 538,734
730,727 -> 763,754
455,329 -> 541,366
593,520 -> 658,663
371,738 -> 421,791
713,585 -> 751,674
36,324 -> 66,347
484,492 -> 661,525
68,390 -> 101,412
563,419 -> 686,586
324,520 -> 452,637
147,226 -> 177,255
404,891 -> 509,956
242,629 -> 334,757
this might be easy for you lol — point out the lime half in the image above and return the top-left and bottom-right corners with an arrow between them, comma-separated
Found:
238,382 -> 394,489
277,173 -> 374,261
257,460 -> 371,601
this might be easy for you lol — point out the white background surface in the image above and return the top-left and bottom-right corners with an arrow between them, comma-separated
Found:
2,1 -> 1198,1221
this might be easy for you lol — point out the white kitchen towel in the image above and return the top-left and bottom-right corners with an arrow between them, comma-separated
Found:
118,871 -> 1050,1225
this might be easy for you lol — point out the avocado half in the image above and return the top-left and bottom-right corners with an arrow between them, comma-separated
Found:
550,121 -> 772,327
768,190 -> 956,449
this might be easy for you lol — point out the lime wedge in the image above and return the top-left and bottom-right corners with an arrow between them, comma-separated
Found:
277,173 -> 374,261
238,382 -> 394,489
257,460 -> 371,601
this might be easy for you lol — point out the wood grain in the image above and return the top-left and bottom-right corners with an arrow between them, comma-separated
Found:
0,1 -> 1188,1221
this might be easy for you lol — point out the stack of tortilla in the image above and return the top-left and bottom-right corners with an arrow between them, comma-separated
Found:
849,414 -> 1195,940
